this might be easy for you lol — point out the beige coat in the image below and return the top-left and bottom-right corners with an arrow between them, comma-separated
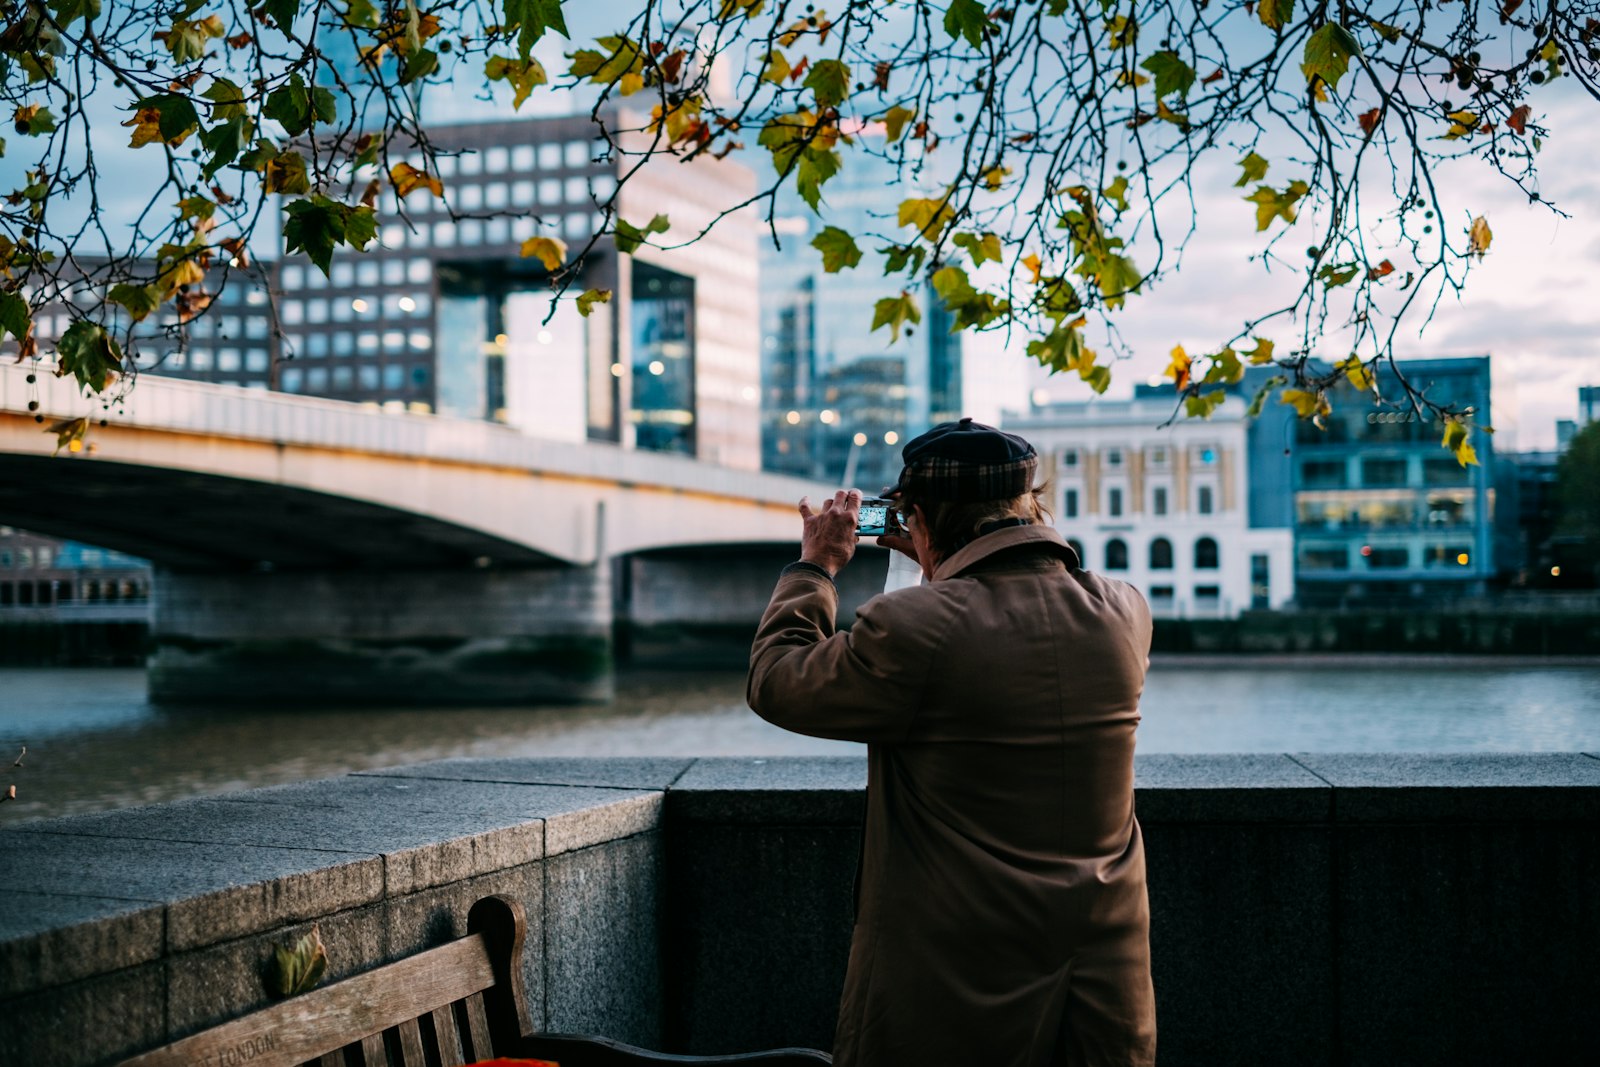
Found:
748,525 -> 1156,1067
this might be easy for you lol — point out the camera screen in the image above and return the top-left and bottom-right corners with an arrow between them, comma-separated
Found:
858,505 -> 888,530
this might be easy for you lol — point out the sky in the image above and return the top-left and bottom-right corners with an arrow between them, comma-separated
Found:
8,3 -> 1595,450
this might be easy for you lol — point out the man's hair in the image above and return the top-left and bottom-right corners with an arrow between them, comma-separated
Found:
902,484 -> 1054,558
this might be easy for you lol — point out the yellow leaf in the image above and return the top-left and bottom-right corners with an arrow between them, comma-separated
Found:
1243,337 -> 1276,364
390,162 -> 444,199
897,195 -> 956,243
576,288 -> 612,317
982,166 -> 1012,192
123,108 -> 166,148
1340,354 -> 1374,392
1442,419 -> 1479,466
519,236 -> 568,271
1281,388 -> 1325,418
1468,216 -> 1492,259
1164,345 -> 1191,389
618,72 -> 645,96
1022,253 -> 1042,284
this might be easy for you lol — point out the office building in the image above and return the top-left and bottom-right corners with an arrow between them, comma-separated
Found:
1002,393 -> 1295,617
0,525 -> 150,610
759,138 -> 961,487
274,114 -> 762,469
1248,357 -> 1497,604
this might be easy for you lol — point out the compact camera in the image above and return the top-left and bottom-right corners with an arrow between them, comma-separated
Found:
855,497 -> 902,538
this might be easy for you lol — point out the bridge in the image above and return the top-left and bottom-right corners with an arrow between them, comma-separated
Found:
0,363 -> 875,703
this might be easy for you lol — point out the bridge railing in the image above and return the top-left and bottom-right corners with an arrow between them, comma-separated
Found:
1,362 -> 824,506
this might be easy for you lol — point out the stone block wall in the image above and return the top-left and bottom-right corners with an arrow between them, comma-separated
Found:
4,754 -> 1599,1066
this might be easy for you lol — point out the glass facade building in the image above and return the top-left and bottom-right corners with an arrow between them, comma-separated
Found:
1247,358 -> 1497,605
759,140 -> 961,488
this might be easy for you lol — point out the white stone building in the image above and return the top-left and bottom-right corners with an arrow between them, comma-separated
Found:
1002,393 -> 1294,617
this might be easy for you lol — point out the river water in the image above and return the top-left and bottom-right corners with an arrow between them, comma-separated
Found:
3,658 -> 1599,824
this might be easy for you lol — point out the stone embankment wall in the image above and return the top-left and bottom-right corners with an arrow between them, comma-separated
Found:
3,754 -> 1598,1066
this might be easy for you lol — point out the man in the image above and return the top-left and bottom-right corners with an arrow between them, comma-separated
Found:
747,418 -> 1156,1066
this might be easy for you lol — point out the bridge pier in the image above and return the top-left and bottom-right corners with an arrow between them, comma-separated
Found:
148,565 -> 613,705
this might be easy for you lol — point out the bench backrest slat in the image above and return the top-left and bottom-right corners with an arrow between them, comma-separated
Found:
116,896 -> 531,1067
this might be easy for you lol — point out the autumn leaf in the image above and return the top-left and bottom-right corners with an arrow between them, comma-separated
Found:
1258,0 -> 1295,31
1185,390 -> 1226,419
1022,253 -> 1042,284
1506,105 -> 1531,136
897,196 -> 956,243
871,291 -> 921,343
1442,419 -> 1479,467
1234,151 -> 1269,188
1243,180 -> 1309,231
1468,216 -> 1492,259
519,236 -> 567,271
56,321 -> 121,393
1102,175 -> 1130,213
576,288 -> 612,317
614,213 -> 670,254
1106,14 -> 1138,50
1165,345 -> 1192,390
804,59 -> 851,108
1302,24 -> 1361,93
1318,262 -> 1359,288
46,415 -> 89,455
1358,108 -> 1382,136
13,104 -> 56,136
0,291 -> 30,343
1280,388 -> 1330,420
982,166 -> 1013,192
265,151 -> 311,195
811,226 -> 862,272
1340,354 -> 1375,392
952,231 -> 1003,266
485,55 -> 548,110
271,926 -> 329,999
1242,337 -> 1276,365
760,50 -> 791,85
108,283 -> 163,323
1367,259 -> 1395,281
882,104 -> 915,144
391,162 -> 444,199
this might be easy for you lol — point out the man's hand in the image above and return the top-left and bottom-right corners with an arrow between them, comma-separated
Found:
799,489 -> 862,577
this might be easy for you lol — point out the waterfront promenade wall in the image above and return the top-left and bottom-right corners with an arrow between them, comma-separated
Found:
3,754 -> 1598,1066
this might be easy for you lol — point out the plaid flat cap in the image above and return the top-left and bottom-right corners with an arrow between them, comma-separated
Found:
885,417 -> 1038,503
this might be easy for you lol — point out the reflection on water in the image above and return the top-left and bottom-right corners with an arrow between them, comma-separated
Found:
3,660 -> 1599,823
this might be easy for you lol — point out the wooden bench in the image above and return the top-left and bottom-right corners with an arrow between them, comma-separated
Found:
116,895 -> 830,1067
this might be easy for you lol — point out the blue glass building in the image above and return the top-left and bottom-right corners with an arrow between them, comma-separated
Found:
1247,357 -> 1497,605
759,140 -> 960,488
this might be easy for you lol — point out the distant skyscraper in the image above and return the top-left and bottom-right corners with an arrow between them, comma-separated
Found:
759,140 -> 961,487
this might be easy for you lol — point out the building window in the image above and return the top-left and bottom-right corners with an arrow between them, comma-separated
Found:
540,179 -> 562,204
1152,486 -> 1167,516
1251,553 -> 1271,609
459,219 -> 484,245
485,146 -> 509,172
512,145 -> 534,171
459,184 -> 484,210
592,175 -> 617,200
1106,448 -> 1123,467
1062,449 -> 1078,468
383,260 -> 405,285
279,367 -> 303,392
458,151 -> 482,176
1195,584 -> 1221,600
1108,487 -> 1123,517
1149,446 -> 1167,466
1105,538 -> 1129,570
332,366 -> 353,389
359,364 -> 379,389
1067,539 -> 1086,567
1299,545 -> 1349,570
433,221 -> 457,245
331,262 -> 355,286
409,330 -> 431,350
1194,536 -> 1219,569
307,333 -> 330,357
1150,585 -> 1174,601
410,365 -> 430,388
383,330 -> 405,352
1197,485 -> 1214,515
1063,488 -> 1078,518
512,180 -> 535,206
486,218 -> 511,245
1363,546 -> 1409,569
357,332 -> 379,354
282,301 -> 303,324
539,144 -> 561,170
485,183 -> 509,209
306,366 -> 328,391
217,348 -> 241,371
1302,459 -> 1346,488
382,364 -> 404,389
1149,537 -> 1173,570
565,141 -> 589,167
408,259 -> 431,283
1362,456 -> 1409,487
436,154 -> 457,177
246,349 -> 269,372
281,265 -> 304,290
333,333 -> 354,356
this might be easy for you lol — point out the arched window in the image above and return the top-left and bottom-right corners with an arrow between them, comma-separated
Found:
1149,537 -> 1174,570
1195,536 -> 1220,570
1105,538 -> 1129,570
1067,539 -> 1086,568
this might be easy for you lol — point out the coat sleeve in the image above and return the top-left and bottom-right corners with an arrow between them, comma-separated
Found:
746,567 -> 955,743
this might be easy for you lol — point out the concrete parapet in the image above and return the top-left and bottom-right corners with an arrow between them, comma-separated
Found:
148,565 -> 613,705
4,754 -> 1599,1066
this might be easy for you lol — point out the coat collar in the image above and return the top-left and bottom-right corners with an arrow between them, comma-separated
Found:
931,523 -> 1080,582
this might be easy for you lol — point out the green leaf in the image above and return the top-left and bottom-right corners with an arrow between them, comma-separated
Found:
882,243 -> 926,275
1258,0 -> 1294,31
0,290 -> 30,342
952,230 -> 1003,266
485,55 -> 549,109
614,213 -> 670,255
759,50 -> 790,85
56,321 -> 121,393
870,291 -> 921,343
944,0 -> 987,49
931,265 -> 1010,330
12,105 -> 55,136
1101,175 -> 1130,213
811,226 -> 862,272
400,48 -> 440,86
502,0 -> 571,62
795,148 -> 841,213
1234,151 -> 1269,188
282,196 -> 377,276
237,137 -> 279,173
1096,253 -> 1142,306
1184,390 -> 1227,419
46,0 -> 101,31
201,77 -> 247,122
576,287 -> 611,317
1318,262 -> 1359,288
803,59 -> 850,109
1302,23 -> 1361,92
897,196 -> 956,243
199,117 -> 252,179
108,282 -> 162,323
882,104 -> 915,145
1140,50 -> 1195,99
270,926 -> 328,999
254,0 -> 300,32
1243,180 -> 1308,231
1245,376 -> 1287,418
265,73 -> 318,136
265,150 -> 311,194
